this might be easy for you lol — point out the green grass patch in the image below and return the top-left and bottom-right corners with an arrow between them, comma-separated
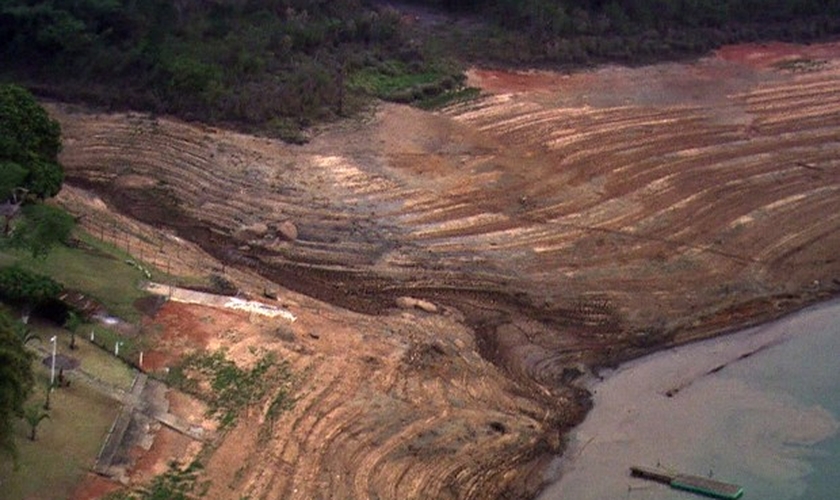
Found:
348,60 -> 465,104
0,240 -> 151,322
0,366 -> 120,499
73,231 -> 209,290
85,323 -> 146,371
103,460 -> 206,500
70,231 -> 165,308
31,322 -> 136,390
350,65 -> 443,95
167,349 -> 294,429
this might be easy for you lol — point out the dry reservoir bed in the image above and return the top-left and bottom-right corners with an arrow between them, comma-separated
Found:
52,41 -> 840,500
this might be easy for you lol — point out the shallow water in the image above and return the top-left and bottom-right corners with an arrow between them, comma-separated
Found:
539,298 -> 840,500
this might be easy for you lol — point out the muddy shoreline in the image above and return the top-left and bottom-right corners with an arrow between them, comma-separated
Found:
539,297 -> 840,500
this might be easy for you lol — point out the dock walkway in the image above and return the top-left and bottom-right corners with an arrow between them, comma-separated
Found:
631,465 -> 744,499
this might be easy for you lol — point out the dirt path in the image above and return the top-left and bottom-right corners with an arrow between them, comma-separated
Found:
49,41 -> 840,499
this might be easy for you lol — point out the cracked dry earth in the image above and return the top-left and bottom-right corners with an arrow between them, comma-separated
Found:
53,41 -> 840,500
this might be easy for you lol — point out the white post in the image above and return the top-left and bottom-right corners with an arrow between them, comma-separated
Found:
139,351 -> 144,368
115,341 -> 122,357
90,329 -> 95,341
50,336 -> 57,387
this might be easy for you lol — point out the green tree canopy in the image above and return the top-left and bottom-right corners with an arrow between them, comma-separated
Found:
5,204 -> 75,258
0,84 -> 63,200
0,161 -> 28,202
0,310 -> 35,460
0,265 -> 63,307
0,84 -> 72,256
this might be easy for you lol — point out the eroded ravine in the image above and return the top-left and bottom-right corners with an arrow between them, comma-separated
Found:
52,42 -> 840,499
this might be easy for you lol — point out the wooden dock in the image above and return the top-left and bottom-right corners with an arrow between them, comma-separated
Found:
631,466 -> 744,499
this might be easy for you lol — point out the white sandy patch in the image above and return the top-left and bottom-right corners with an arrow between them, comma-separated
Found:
144,282 -> 296,321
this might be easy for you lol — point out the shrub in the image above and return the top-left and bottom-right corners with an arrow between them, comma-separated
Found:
0,266 -> 62,307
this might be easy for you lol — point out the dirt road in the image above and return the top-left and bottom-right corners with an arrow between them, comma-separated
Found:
53,41 -> 840,499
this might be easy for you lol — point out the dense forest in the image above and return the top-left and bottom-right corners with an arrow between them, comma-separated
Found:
0,0 -> 464,141
1,0 -> 839,139
422,0 -> 839,35
417,0 -> 840,65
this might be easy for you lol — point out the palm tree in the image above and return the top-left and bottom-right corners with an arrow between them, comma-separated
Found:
23,405 -> 49,441
64,311 -> 82,350
13,322 -> 40,346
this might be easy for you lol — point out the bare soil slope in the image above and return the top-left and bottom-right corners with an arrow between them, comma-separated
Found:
52,42 -> 840,499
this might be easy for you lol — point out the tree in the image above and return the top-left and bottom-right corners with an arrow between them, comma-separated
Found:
0,84 -> 71,257
0,161 -> 28,202
0,310 -> 35,459
23,404 -> 49,441
0,84 -> 63,199
64,310 -> 82,350
5,204 -> 75,258
13,321 -> 40,346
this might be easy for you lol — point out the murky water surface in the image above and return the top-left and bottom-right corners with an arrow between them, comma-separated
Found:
539,299 -> 840,500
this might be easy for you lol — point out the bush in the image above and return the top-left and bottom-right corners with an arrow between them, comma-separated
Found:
106,460 -> 205,500
0,265 -> 62,307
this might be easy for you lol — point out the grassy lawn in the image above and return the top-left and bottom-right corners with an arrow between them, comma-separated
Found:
0,366 -> 121,500
0,229 -> 179,498
0,232 -> 154,322
31,322 -> 136,391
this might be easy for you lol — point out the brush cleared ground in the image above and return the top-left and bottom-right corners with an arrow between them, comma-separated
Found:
51,41 -> 840,500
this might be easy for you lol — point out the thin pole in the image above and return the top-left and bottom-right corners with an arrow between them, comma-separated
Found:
50,336 -> 57,387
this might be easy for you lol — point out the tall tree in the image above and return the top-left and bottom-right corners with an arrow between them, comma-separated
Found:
0,84 -> 71,256
0,310 -> 35,460
0,84 -> 63,199
6,204 -> 75,258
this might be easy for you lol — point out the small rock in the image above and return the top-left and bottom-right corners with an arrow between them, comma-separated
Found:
249,222 -> 269,236
277,220 -> 298,241
415,300 -> 438,313
395,296 -> 438,313
308,331 -> 321,339
234,222 -> 269,241
395,296 -> 416,309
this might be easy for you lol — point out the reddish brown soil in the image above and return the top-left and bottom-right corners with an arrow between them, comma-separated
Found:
128,427 -> 197,486
466,68 -> 597,94
141,302 -> 258,372
715,40 -> 840,68
69,475 -> 121,500
50,41 -> 840,500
